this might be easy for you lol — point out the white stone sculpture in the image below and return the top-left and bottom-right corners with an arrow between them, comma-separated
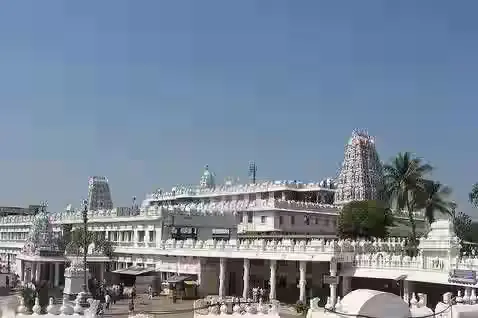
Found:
31,297 -> 42,315
220,302 -> 228,314
46,297 -> 57,315
17,296 -> 27,314
471,289 -> 477,304
73,294 -> 83,315
60,295 -> 74,315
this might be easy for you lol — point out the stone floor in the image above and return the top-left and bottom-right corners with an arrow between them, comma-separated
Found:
104,295 -> 301,317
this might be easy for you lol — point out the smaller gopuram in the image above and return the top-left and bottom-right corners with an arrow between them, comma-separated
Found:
15,206 -> 67,288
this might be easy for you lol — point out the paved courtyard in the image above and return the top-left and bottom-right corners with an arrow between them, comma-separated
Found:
0,293 -> 300,317
104,294 -> 300,317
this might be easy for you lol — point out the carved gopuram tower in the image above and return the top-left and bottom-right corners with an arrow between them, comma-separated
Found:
334,130 -> 384,205
87,176 -> 113,210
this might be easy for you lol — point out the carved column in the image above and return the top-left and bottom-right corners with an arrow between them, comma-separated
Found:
18,260 -> 24,284
243,258 -> 250,299
35,263 -> 41,282
269,260 -> 277,300
31,263 -> 36,283
133,229 -> 139,247
329,258 -> 338,307
299,261 -> 307,303
99,263 -> 105,282
219,258 -> 226,299
54,263 -> 60,287
145,230 -> 151,246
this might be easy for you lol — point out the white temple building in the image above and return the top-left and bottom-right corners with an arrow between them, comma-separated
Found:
0,130 -> 477,317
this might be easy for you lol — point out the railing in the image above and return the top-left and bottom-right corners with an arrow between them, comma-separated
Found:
112,237 -> 357,263
146,180 -> 335,200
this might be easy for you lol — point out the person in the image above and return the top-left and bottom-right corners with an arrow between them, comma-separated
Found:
104,293 -> 111,310
112,287 -> 117,304
131,285 -> 136,299
5,275 -> 9,288
148,285 -> 153,300
128,298 -> 135,315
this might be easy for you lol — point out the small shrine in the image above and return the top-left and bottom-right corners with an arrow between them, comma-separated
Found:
15,207 -> 67,288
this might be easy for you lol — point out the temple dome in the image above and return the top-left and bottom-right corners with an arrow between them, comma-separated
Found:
200,165 -> 215,188
339,289 -> 410,318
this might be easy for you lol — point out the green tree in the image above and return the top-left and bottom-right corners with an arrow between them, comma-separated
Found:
415,180 -> 454,224
64,229 -> 113,258
383,152 -> 432,244
469,183 -> 478,208
338,200 -> 394,239
453,211 -> 472,241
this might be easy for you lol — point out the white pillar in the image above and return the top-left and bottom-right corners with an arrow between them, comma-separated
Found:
155,229 -> 162,246
145,230 -> 151,245
22,262 -> 27,283
269,260 -> 277,300
243,258 -> 250,299
35,263 -> 41,282
18,260 -> 24,284
54,263 -> 60,287
299,261 -> 307,303
329,259 -> 338,307
219,258 -> 226,299
403,281 -> 410,304
31,263 -> 36,283
134,230 -> 139,247
99,263 -> 105,282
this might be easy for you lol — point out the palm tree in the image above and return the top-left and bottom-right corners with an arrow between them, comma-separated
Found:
469,183 -> 478,208
415,180 -> 453,224
383,152 -> 432,243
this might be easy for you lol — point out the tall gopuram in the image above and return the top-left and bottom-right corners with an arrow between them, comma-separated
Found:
333,130 -> 384,205
87,176 -> 113,210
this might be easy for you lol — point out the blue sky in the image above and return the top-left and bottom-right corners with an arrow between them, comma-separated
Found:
0,1 -> 477,216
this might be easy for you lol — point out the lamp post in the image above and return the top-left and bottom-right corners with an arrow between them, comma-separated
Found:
82,199 -> 88,293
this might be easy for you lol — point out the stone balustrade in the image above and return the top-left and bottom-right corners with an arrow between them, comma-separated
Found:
147,180 -> 335,201
0,203 -> 426,226
8,295 -> 102,317
0,215 -> 35,225
353,251 -> 478,273
156,199 -> 336,216
0,199 -> 338,225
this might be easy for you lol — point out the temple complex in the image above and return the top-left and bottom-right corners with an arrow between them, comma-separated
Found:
334,130 -> 384,205
15,207 -> 66,288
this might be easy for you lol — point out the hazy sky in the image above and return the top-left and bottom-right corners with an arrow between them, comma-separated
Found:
0,1 -> 477,216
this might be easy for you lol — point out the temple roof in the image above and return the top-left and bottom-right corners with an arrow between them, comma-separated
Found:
20,209 -> 60,256
199,165 -> 215,188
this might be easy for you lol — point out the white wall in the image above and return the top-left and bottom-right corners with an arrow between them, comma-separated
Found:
239,210 -> 337,235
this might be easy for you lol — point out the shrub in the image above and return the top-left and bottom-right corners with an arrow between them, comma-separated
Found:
20,286 -> 35,312
294,300 -> 308,314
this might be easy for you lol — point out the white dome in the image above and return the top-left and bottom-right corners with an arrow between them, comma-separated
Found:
339,289 -> 411,318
